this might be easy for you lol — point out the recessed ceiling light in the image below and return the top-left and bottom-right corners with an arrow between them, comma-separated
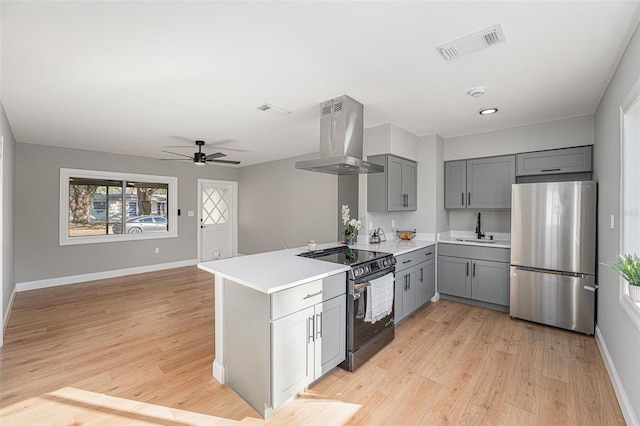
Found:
479,108 -> 498,115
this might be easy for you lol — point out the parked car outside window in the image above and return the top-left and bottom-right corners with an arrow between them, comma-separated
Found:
112,216 -> 168,234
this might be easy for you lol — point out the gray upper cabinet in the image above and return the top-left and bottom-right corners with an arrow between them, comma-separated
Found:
444,160 -> 467,209
368,154 -> 417,212
516,146 -> 592,176
445,155 -> 515,209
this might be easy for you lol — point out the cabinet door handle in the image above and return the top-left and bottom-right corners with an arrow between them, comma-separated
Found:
468,192 -> 471,206
404,275 -> 409,291
541,168 -> 561,172
473,263 -> 476,277
426,252 -> 432,256
466,262 -> 469,276
303,290 -> 323,300
461,192 -> 464,206
308,316 -> 315,343
408,274 -> 411,290
420,267 -> 424,282
402,259 -> 412,264
316,312 -> 323,339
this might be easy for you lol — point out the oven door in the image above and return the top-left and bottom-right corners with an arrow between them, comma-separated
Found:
349,269 -> 395,351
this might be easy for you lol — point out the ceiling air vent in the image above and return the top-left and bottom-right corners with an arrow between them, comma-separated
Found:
256,103 -> 291,116
436,23 -> 505,60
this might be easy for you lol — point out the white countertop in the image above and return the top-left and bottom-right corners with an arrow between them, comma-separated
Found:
350,238 -> 436,255
197,238 -> 438,295
198,245 -> 351,295
437,231 -> 511,249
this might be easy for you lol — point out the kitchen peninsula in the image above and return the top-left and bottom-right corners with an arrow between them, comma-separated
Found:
198,239 -> 436,417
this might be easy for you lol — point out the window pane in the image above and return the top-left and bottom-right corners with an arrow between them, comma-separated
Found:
122,181 -> 169,233
61,169 -> 178,245
68,178 -> 123,237
202,187 -> 229,225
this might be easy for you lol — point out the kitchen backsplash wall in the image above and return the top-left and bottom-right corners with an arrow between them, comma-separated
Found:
448,210 -> 511,235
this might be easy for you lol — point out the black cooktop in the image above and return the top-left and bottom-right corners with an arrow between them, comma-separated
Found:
298,245 -> 391,266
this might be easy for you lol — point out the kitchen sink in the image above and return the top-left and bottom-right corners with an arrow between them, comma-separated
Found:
456,238 -> 498,244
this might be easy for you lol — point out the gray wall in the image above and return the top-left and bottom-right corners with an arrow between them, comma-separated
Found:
1,102 -> 16,338
444,115 -> 594,161
593,22 -> 640,421
237,154 -> 337,254
15,142 -> 237,283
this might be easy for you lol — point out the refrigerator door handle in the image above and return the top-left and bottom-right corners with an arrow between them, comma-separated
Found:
583,285 -> 598,292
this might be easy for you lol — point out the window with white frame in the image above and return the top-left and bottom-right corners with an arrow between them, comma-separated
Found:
620,77 -> 640,328
60,169 -> 177,245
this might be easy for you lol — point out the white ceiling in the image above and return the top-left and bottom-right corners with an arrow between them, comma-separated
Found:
2,1 -> 640,167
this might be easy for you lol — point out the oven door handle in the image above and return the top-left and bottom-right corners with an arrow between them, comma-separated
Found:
354,282 -> 371,290
354,269 -> 395,286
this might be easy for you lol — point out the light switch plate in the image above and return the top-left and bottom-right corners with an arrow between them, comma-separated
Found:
610,214 -> 615,230
188,211 -> 194,217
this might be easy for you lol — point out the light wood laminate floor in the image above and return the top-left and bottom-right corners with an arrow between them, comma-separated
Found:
0,266 -> 624,425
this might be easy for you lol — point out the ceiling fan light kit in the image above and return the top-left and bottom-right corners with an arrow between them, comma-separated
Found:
160,140 -> 241,165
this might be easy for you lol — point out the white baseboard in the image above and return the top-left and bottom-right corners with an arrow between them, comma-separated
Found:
2,285 -> 17,342
213,359 -> 225,384
595,325 -> 639,426
16,259 -> 199,292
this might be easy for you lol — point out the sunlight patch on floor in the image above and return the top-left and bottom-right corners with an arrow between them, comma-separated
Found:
0,387 -> 362,425
1,387 -> 239,425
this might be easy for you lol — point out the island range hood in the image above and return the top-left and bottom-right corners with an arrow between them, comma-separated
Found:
295,95 -> 384,175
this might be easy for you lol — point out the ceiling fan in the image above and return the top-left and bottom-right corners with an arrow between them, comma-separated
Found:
160,140 -> 241,165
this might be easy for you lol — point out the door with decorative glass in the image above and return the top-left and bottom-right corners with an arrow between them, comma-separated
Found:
198,180 -> 237,261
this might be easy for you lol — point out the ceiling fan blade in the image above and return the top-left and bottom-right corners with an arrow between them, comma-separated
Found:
208,146 -> 250,153
162,145 -> 196,149
207,159 -> 241,165
169,135 -> 196,144
158,158 -> 192,161
205,152 -> 227,160
161,150 -> 193,159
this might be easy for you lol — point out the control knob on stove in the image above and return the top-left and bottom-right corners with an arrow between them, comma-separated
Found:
382,259 -> 390,267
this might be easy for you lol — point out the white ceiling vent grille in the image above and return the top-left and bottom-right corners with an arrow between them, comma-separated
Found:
256,103 -> 291,116
436,23 -> 505,60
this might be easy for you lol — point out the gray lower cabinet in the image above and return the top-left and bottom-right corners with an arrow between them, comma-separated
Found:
445,155 -> 515,209
437,255 -> 471,298
395,246 -> 435,323
223,272 -> 346,418
437,243 -> 510,310
367,154 -> 417,212
272,292 -> 346,409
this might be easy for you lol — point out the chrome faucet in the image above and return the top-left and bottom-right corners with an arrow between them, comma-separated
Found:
475,212 -> 485,239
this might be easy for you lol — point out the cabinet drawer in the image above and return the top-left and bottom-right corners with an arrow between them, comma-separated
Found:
395,246 -> 435,272
271,273 -> 346,320
272,280 -> 322,320
438,243 -> 510,263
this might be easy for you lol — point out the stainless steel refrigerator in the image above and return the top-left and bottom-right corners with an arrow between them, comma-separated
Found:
510,180 -> 597,335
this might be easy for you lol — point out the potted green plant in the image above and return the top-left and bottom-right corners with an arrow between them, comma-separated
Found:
607,253 -> 640,302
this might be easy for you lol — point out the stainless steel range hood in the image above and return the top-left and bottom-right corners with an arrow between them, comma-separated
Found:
295,95 -> 384,175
